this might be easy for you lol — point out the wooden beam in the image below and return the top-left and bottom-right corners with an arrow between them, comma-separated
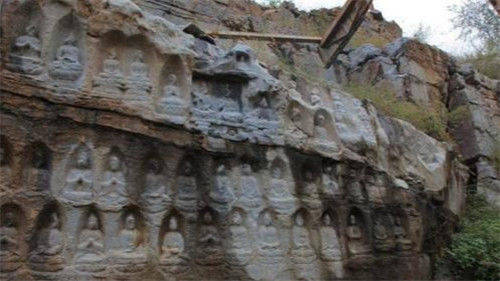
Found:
319,0 -> 373,67
208,31 -> 322,44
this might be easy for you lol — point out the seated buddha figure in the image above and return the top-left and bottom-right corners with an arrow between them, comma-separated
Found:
49,34 -> 83,81
160,216 -> 188,273
7,25 -> 43,75
346,215 -> 371,256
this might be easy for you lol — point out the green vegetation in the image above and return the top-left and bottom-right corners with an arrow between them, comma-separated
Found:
450,0 -> 500,79
349,29 -> 392,49
456,44 -> 500,80
442,194 -> 500,281
343,83 -> 452,141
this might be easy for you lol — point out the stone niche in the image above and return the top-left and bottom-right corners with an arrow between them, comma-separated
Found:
0,113 -> 430,280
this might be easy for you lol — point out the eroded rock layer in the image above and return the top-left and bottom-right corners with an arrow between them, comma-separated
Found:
0,0 -> 469,280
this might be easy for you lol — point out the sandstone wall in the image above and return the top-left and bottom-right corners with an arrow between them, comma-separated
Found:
0,0 -> 469,280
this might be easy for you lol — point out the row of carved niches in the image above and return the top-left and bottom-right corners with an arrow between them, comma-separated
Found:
0,199 -> 417,277
0,136 -> 420,213
2,2 -> 190,103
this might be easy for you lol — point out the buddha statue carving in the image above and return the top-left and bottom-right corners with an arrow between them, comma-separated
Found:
61,147 -> 93,205
157,74 -> 186,118
257,212 -> 282,265
175,161 -> 200,216
0,211 -> 21,272
373,218 -> 392,252
93,48 -> 126,94
238,163 -> 262,210
322,165 -> 341,198
314,111 -> 339,154
196,212 -> 223,266
366,174 -> 387,204
301,170 -> 321,210
7,25 -> 43,75
394,216 -> 412,252
347,177 -> 366,204
142,158 -> 171,213
208,164 -> 235,213
113,213 -> 147,272
50,34 -> 83,81
291,213 -> 316,265
227,210 -> 251,266
75,214 -> 105,267
116,214 -> 144,256
160,216 -> 188,273
267,161 -> 295,215
26,146 -> 51,195
97,153 -> 128,210
346,214 -> 371,256
319,213 -> 342,261
29,213 -> 64,271
126,50 -> 152,97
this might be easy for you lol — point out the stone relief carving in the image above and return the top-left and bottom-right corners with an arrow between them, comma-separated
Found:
49,34 -> 83,81
313,110 -> 339,154
112,211 -> 147,272
25,142 -> 52,196
0,208 -> 22,273
346,212 -> 371,256
174,160 -> 201,218
60,145 -> 93,206
159,214 -> 188,274
0,0 -> 469,278
126,50 -> 153,97
255,210 -> 284,279
393,215 -> 412,252
97,149 -> 129,210
208,163 -> 235,214
141,156 -> 171,213
75,212 -> 105,272
319,212 -> 343,262
226,209 -> 252,266
346,169 -> 366,204
93,48 -> 127,94
156,74 -> 187,120
322,163 -> 341,198
267,157 -> 295,215
7,25 -> 43,75
195,210 -> 223,266
373,215 -> 392,252
29,210 -> 64,272
290,211 -> 316,265
300,168 -> 322,210
237,162 -> 263,210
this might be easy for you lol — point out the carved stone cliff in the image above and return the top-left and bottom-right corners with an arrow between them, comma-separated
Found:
0,0 -> 472,280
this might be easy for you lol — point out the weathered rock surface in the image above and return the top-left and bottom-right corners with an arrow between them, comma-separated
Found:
326,38 -> 499,208
0,0 -> 475,280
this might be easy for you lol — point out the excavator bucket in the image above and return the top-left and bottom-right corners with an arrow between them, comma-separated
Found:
319,0 -> 373,68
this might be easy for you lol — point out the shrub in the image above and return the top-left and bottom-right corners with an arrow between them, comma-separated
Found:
456,44 -> 500,80
443,195 -> 500,281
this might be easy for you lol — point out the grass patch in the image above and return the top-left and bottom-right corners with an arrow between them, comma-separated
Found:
343,83 -> 452,141
442,194 -> 500,280
349,29 -> 392,49
456,45 -> 500,80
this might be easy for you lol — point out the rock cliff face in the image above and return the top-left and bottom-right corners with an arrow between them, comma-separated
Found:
0,0 -> 483,280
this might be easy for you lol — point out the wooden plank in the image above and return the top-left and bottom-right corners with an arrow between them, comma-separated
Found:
208,31 -> 323,44
319,0 -> 373,67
